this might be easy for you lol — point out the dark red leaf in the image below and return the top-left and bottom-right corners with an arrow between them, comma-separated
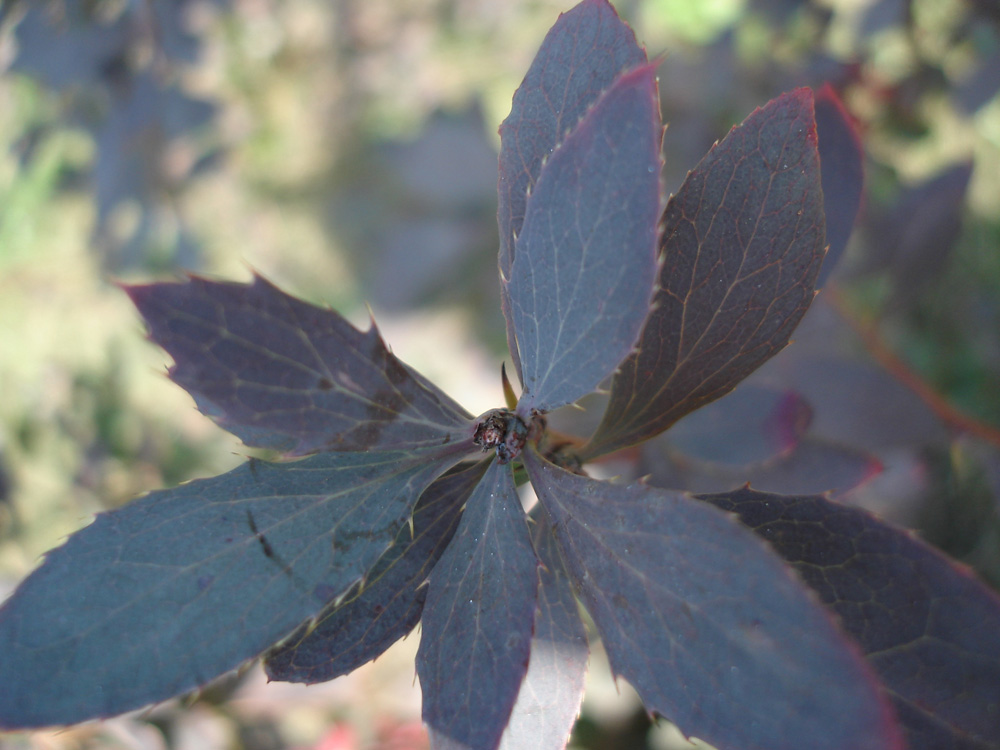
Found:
125,274 -> 473,456
507,63 -> 661,413
500,510 -> 589,750
701,487 -> 1000,750
417,460 -> 538,750
583,88 -> 826,459
497,0 -> 646,383
524,449 -> 905,750
814,83 -> 864,287
263,461 -> 488,684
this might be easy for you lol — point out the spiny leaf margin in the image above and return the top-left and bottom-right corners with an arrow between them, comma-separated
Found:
126,273 -> 473,456
0,447 -> 463,729
524,448 -> 904,750
417,459 -> 539,750
263,460 -> 489,684
584,87 -> 826,459
702,486 -> 1000,750
508,61 -> 662,414
497,0 -> 647,384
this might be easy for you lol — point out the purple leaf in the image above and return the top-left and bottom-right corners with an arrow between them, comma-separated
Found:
727,436 -> 882,497
507,62 -> 661,413
754,352 -> 950,452
263,460 -> 488,684
125,275 -> 473,456
702,487 -> 1000,750
524,449 -> 905,750
0,449 -> 458,729
644,435 -> 883,499
497,0 -> 647,383
815,83 -> 864,287
500,510 -> 589,750
584,88 -> 826,459
417,460 -> 538,750
666,384 -> 813,466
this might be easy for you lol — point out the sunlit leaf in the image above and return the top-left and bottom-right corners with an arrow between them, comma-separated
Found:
263,461 -> 488,684
417,460 -> 538,750
497,0 -> 647,383
500,510 -> 589,750
702,487 -> 1000,750
0,448 -> 460,729
508,62 -> 661,412
584,88 -> 826,459
524,449 -> 905,750
126,274 -> 473,456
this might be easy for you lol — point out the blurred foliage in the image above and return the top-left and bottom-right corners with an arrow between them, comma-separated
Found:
0,0 -> 999,748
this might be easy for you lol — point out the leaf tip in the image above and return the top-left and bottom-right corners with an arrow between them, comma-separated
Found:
362,301 -> 379,334
118,277 -> 161,313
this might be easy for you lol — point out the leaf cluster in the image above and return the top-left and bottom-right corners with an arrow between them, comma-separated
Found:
2,2 -> 999,749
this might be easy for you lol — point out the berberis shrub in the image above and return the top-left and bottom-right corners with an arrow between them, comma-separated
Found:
2,2 -> 999,749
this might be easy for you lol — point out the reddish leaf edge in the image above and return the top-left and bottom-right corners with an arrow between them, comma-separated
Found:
499,59 -> 662,389
499,58 -> 663,286
579,86 -> 825,462
700,485 -> 1000,749
816,82 -> 865,163
508,59 -> 665,415
496,0 -> 649,388
526,449 -> 906,750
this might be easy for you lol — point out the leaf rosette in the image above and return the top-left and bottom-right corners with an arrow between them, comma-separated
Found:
2,3 -> 999,750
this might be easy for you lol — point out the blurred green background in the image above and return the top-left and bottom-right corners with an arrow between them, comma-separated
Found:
1,0 -> 999,748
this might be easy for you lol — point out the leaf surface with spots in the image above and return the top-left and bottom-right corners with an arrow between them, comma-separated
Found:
3,1 -> 994,747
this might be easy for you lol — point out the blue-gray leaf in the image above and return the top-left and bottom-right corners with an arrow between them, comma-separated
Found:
417,460 -> 539,750
0,448 -> 461,729
508,63 -> 661,413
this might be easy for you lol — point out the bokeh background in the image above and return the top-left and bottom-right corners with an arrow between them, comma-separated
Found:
1,0 -> 1000,748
